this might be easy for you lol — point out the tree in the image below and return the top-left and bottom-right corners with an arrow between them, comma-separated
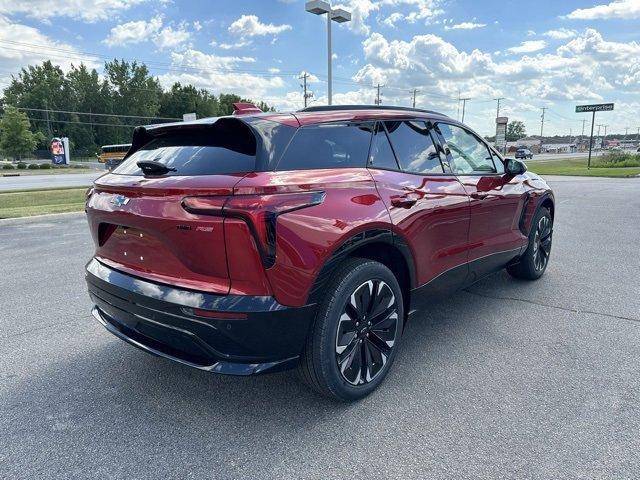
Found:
506,120 -> 526,141
0,106 -> 43,160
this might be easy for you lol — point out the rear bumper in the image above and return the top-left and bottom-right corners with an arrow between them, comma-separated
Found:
85,258 -> 316,375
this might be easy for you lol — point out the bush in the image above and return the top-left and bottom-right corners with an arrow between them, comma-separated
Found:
39,163 -> 52,169
2,163 -> 15,170
71,164 -> 85,169
593,152 -> 640,168
17,162 -> 27,169
27,163 -> 41,169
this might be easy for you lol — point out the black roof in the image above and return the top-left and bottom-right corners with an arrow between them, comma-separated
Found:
298,104 -> 448,117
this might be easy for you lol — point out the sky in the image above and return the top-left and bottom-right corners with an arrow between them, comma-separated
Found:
0,0 -> 639,137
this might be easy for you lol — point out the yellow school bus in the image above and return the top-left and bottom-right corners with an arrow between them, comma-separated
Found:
98,144 -> 131,170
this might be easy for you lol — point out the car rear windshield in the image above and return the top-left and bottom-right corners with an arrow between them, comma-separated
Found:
112,119 -> 257,176
275,122 -> 373,171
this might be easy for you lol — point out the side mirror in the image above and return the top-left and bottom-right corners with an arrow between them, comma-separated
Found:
505,158 -> 527,175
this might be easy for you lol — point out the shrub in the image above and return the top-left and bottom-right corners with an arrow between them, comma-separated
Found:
72,164 -> 85,169
27,163 -> 41,169
593,152 -> 640,168
39,163 -> 52,169
2,163 -> 15,170
17,162 -> 27,169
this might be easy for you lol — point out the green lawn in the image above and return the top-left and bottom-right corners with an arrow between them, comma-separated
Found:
529,158 -> 640,177
0,188 -> 86,218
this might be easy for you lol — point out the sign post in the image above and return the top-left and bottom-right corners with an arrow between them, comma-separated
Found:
495,116 -> 508,154
575,103 -> 613,169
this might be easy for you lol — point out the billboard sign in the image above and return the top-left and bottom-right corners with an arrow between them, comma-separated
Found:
575,103 -> 614,113
50,137 -> 70,165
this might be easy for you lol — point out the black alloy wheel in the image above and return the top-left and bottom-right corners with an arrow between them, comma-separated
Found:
335,279 -> 399,386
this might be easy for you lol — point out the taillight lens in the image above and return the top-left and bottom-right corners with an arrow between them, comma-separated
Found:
182,191 -> 325,267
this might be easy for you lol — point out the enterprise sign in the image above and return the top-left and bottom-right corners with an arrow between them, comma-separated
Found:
575,103 -> 614,113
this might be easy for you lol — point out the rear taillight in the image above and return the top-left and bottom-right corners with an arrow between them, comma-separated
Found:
182,191 -> 325,267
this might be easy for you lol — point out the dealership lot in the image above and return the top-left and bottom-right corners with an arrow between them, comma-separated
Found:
1,176 -> 639,479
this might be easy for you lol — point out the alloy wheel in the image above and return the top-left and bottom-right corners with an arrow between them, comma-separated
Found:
335,280 -> 399,386
533,215 -> 552,272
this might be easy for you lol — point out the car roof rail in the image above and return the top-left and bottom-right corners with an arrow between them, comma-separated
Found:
297,104 -> 449,117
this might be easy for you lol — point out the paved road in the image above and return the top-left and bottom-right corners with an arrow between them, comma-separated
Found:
0,172 -> 103,191
1,176 -> 639,479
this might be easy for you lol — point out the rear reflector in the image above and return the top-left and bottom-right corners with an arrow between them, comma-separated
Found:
189,308 -> 248,320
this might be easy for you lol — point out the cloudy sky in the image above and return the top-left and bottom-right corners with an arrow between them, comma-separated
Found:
0,0 -> 639,136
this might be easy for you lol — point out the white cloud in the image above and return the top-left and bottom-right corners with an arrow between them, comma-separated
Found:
339,0 -> 443,35
216,40 -> 253,50
565,0 -> 640,19
344,28 -> 639,135
507,40 -> 547,54
444,21 -> 487,30
104,16 -> 163,47
153,24 -> 191,50
543,28 -> 577,39
228,15 -> 291,37
0,16 -> 100,85
104,16 -> 191,50
0,0 -> 146,23
157,49 -> 284,98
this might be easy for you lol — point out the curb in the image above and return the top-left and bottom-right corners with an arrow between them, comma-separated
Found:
0,210 -> 85,226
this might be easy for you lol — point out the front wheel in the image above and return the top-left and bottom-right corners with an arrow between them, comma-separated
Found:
507,207 -> 553,280
299,258 -> 403,401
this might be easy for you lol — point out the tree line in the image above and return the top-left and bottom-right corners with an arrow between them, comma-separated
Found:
0,60 -> 274,158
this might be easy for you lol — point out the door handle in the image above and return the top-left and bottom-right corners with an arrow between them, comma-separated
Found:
470,192 -> 488,200
391,194 -> 418,208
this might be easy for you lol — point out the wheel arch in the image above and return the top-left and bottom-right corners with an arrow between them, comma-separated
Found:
306,228 -> 416,320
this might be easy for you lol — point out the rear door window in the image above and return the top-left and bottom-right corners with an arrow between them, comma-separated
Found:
384,120 -> 444,174
113,119 -> 257,176
368,122 -> 400,171
276,123 -> 373,171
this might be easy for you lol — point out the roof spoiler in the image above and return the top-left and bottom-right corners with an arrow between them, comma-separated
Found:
232,102 -> 263,116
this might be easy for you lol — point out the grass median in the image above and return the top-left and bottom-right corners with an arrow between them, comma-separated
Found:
0,188 -> 86,219
529,157 -> 640,177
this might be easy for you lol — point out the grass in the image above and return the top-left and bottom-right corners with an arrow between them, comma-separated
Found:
1,167 -> 98,176
529,157 -> 640,177
0,188 -> 86,219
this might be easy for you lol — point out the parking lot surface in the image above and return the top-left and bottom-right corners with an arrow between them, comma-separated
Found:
1,176 -> 639,479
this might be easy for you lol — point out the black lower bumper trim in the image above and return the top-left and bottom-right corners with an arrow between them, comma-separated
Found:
86,258 -> 316,375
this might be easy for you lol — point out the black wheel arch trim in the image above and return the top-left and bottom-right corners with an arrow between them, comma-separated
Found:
306,228 -> 416,305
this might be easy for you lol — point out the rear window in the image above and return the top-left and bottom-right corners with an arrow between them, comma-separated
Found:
113,120 -> 257,176
276,123 -> 373,171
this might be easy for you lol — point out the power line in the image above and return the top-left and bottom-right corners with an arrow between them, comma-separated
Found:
13,106 -> 180,121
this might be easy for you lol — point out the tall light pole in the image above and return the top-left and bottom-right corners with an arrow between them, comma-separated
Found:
460,97 -> 470,123
305,1 -> 351,106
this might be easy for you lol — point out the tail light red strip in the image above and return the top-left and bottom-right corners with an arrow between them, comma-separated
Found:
181,191 -> 325,268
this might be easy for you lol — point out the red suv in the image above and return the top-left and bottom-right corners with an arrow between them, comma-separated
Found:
85,105 -> 554,401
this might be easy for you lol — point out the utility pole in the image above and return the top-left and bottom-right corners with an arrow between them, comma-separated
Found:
456,89 -> 461,121
624,127 -> 629,146
460,97 -> 471,123
411,88 -> 419,108
494,97 -> 505,119
299,72 -> 313,108
44,101 -> 52,138
540,107 -> 547,138
375,84 -> 383,105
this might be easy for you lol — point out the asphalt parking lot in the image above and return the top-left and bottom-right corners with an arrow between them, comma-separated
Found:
1,176 -> 639,479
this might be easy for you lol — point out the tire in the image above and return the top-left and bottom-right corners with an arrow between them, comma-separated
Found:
507,207 -> 553,280
299,258 -> 404,402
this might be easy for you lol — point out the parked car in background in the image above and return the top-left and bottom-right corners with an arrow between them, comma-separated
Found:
85,104 -> 555,401
515,148 -> 534,159
98,144 -> 131,170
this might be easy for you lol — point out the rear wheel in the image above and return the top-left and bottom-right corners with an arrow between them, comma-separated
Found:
507,207 -> 553,280
299,258 -> 403,401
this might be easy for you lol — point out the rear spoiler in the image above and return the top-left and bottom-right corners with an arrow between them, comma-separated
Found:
232,102 -> 263,116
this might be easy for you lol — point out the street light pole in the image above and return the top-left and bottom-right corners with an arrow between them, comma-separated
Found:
305,1 -> 351,106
